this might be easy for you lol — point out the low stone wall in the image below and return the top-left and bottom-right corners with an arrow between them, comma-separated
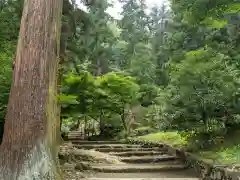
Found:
127,139 -> 240,180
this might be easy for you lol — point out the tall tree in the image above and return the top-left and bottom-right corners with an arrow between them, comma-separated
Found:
0,0 -> 63,179
149,3 -> 170,86
118,0 -> 149,68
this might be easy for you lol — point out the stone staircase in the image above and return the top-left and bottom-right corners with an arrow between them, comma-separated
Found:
68,136 -> 199,180
67,131 -> 84,140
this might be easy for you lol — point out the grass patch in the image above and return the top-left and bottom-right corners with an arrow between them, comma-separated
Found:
196,131 -> 240,164
135,131 -> 240,165
196,146 -> 240,164
135,131 -> 188,148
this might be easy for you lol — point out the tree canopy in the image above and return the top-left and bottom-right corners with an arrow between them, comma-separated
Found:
0,0 -> 240,147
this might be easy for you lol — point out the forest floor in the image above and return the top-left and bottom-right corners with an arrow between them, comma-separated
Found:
135,131 -> 240,165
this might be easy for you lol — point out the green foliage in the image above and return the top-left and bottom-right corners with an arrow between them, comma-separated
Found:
0,0 -> 23,124
98,72 -> 139,108
60,0 -> 240,145
138,84 -> 159,107
1,0 -> 240,150
60,71 -> 139,134
157,48 -> 240,143
139,0 -> 240,148
0,50 -> 12,122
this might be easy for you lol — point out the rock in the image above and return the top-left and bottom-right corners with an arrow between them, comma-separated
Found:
75,162 -> 92,171
62,162 -> 76,170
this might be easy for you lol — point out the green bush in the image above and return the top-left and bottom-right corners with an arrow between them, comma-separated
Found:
159,48 -> 240,141
0,45 -> 14,122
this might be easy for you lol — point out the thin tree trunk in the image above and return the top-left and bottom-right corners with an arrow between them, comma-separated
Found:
0,0 -> 63,179
121,108 -> 128,138
57,65 -> 63,144
99,109 -> 105,136
84,115 -> 87,139
60,116 -> 63,133
77,118 -> 81,130
97,58 -> 102,75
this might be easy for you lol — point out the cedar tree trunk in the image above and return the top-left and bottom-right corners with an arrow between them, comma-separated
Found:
0,0 -> 63,179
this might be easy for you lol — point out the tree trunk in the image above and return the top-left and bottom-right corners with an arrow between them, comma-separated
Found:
0,0 -> 63,179
84,115 -> 87,139
60,116 -> 63,132
99,109 -> 105,136
121,108 -> 128,138
57,65 -> 63,145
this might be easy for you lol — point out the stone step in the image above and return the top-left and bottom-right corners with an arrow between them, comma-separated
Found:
67,136 -> 84,140
87,178 -> 198,180
68,132 -> 83,134
70,140 -> 125,144
73,144 -> 142,149
68,132 -> 83,136
120,155 -> 179,163
87,147 -> 163,153
91,163 -> 187,173
68,138 -> 84,141
110,151 -> 166,157
89,170 -> 198,179
68,134 -> 83,136
68,135 -> 83,138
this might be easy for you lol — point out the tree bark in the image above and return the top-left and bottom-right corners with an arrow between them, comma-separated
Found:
84,115 -> 88,139
0,0 -> 63,179
99,109 -> 105,136
121,108 -> 128,138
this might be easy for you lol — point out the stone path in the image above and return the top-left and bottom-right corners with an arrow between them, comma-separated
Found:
67,133 -> 199,180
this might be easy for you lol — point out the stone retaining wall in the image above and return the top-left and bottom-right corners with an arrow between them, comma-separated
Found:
128,139 -> 240,180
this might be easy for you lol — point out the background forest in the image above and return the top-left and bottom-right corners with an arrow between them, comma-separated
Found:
0,0 -> 239,153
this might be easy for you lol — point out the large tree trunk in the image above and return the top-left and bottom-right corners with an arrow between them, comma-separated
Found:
0,0 -> 63,179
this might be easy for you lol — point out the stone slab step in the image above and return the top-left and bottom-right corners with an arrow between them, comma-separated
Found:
110,151 -> 166,157
88,147 -> 163,153
89,170 -> 198,178
120,155 -> 179,163
68,132 -> 83,134
87,178 -> 199,180
91,164 -> 187,173
68,135 -> 82,137
70,140 -> 125,144
87,178 -> 198,180
113,160 -> 183,166
68,134 -> 83,136
73,144 -> 142,149
68,136 -> 83,138
68,132 -> 82,134
67,134 -> 83,139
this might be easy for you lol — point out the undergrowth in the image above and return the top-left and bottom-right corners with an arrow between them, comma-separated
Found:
135,131 -> 240,165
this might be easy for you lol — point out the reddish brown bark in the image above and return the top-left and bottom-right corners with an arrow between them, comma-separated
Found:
0,0 -> 63,179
